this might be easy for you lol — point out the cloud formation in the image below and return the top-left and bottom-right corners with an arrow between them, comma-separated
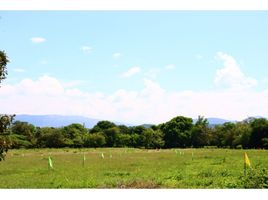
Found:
164,64 -> 176,70
1,75 -> 268,124
1,52 -> 267,124
121,66 -> 141,78
81,46 -> 92,54
214,52 -> 257,89
31,37 -> 46,43
113,52 -> 121,59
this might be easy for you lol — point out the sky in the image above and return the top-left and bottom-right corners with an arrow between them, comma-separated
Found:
0,11 -> 268,124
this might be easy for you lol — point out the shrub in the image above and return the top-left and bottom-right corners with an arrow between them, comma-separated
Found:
242,167 -> 268,188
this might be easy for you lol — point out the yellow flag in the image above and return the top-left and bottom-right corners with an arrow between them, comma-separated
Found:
244,152 -> 251,167
48,156 -> 53,169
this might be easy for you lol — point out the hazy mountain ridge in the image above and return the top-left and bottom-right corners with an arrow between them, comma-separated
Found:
15,115 -> 100,128
13,115 -> 245,128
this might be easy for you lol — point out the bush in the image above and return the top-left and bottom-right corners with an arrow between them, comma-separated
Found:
242,167 -> 268,188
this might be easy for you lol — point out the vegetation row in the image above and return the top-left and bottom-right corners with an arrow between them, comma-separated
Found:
2,115 -> 268,150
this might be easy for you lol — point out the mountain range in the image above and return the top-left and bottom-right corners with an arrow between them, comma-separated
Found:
14,114 -> 237,128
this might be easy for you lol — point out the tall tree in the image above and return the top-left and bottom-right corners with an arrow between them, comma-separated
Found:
62,123 -> 88,147
0,50 -> 15,161
249,118 -> 268,148
161,116 -> 193,148
11,121 -> 36,147
90,120 -> 116,133
191,116 -> 210,147
140,128 -> 165,149
0,51 -> 8,84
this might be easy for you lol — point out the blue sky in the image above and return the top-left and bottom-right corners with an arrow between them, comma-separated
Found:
1,11 -> 268,124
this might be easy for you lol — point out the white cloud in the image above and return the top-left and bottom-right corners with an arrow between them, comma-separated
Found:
18,75 -> 65,96
121,66 -> 141,78
214,52 -> 257,89
113,52 -> 121,59
144,68 -> 161,79
81,46 -> 92,54
164,64 -> 176,70
1,74 -> 268,124
261,78 -> 268,83
0,53 -> 266,124
31,37 -> 46,43
13,68 -> 25,73
62,80 -> 87,88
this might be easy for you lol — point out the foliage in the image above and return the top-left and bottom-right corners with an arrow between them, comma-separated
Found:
90,121 -> 116,133
0,115 -> 15,161
84,133 -> 106,148
242,167 -> 268,188
11,121 -> 36,147
38,128 -> 67,148
1,112 -> 268,150
114,133 -> 132,147
0,50 -> 9,84
0,51 -> 15,161
62,124 -> 88,147
191,116 -> 210,147
249,118 -> 268,148
102,127 -> 120,147
140,128 -> 164,149
161,116 -> 193,148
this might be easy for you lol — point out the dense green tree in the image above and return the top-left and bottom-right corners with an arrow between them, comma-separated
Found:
161,116 -> 193,148
11,121 -> 36,147
37,127 -> 66,148
9,134 -> 32,148
62,123 -> 88,147
90,121 -> 116,133
212,122 -> 236,148
0,115 -> 14,160
130,126 -> 146,135
191,116 -> 210,147
0,51 -> 15,160
103,127 -> 120,147
0,50 -> 8,84
84,133 -> 106,148
140,128 -> 164,149
232,122 -> 251,148
114,133 -> 132,147
221,122 -> 236,147
249,118 -> 268,149
129,133 -> 142,148
118,125 -> 131,135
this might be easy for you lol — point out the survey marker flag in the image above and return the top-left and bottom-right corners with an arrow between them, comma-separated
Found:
244,152 -> 251,175
48,156 -> 53,169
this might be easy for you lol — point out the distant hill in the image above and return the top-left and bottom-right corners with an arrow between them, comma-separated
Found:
139,118 -> 235,128
14,114 -> 134,128
206,118 -> 236,125
14,115 -> 239,129
15,115 -> 100,128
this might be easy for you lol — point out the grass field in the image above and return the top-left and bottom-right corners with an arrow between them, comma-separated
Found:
0,148 -> 267,188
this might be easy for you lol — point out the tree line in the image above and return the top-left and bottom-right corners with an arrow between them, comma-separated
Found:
6,116 -> 268,149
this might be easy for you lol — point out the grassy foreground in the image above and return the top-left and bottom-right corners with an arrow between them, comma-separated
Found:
0,148 -> 267,188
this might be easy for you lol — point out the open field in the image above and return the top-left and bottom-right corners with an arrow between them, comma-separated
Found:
0,148 -> 267,188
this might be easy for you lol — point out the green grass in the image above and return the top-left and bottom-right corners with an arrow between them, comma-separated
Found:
0,148 -> 267,188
